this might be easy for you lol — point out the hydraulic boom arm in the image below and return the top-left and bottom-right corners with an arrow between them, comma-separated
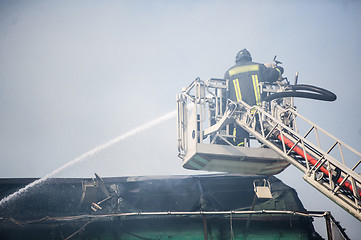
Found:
177,77 -> 361,221
235,99 -> 361,221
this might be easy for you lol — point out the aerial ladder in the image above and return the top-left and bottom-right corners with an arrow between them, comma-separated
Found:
176,73 -> 361,222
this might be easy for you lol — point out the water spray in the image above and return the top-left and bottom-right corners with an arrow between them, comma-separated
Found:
0,110 -> 177,207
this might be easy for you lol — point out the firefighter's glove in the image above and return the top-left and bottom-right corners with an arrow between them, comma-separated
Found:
264,62 -> 276,68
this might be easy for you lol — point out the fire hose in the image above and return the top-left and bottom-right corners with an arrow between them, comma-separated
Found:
263,83 -> 361,196
263,84 -> 337,102
271,129 -> 361,197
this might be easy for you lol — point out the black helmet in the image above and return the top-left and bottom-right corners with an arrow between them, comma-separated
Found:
235,49 -> 252,63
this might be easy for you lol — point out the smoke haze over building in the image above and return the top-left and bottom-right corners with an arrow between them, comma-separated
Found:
0,0 -> 360,238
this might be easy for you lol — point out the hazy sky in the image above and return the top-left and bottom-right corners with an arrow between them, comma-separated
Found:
1,0 -> 360,238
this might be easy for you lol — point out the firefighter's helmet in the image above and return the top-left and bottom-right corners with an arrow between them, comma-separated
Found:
236,49 -> 252,63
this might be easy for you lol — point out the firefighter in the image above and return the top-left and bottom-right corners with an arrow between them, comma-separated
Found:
224,49 -> 284,146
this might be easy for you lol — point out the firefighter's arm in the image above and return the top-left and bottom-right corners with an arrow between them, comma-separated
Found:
275,66 -> 284,76
260,64 -> 283,82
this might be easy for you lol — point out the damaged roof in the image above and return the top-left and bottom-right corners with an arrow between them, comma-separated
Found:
0,174 -> 307,219
0,174 -> 323,240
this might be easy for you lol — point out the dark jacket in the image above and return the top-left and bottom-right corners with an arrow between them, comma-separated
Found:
224,59 -> 282,106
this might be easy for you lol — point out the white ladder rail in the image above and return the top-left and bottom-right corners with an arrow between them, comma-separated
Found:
233,100 -> 361,221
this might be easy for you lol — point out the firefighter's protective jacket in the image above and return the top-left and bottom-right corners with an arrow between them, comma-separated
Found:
224,60 -> 282,106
